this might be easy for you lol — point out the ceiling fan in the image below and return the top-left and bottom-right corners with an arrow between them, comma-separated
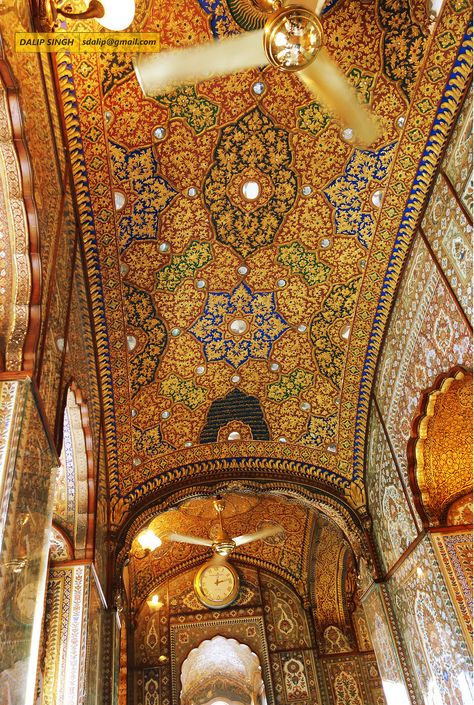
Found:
133,0 -> 377,146
164,497 -> 284,558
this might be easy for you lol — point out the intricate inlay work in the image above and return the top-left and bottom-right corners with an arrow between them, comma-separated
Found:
189,282 -> 289,368
203,108 -> 298,258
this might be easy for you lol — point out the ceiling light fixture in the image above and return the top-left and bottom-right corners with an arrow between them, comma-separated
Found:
36,0 -> 135,32
136,528 -> 162,552
147,593 -> 163,609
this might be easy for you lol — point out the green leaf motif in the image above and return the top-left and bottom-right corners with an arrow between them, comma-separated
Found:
346,67 -> 375,105
278,242 -> 330,286
156,241 -> 212,292
155,85 -> 219,134
268,368 -> 314,403
160,374 -> 208,410
297,101 -> 331,136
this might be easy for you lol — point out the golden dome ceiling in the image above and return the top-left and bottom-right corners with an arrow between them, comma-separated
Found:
51,0 -> 470,527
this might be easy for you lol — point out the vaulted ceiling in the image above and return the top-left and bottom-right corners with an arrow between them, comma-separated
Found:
48,0 -> 468,530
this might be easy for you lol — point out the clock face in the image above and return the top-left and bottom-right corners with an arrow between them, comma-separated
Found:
194,560 -> 240,609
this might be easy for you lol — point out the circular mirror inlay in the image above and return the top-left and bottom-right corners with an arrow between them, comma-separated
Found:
229,318 -> 249,336
340,323 -> 351,341
342,127 -> 353,141
397,115 -> 405,129
241,180 -> 261,201
371,189 -> 384,208
228,431 -> 241,441
253,81 -> 265,95
114,191 -> 126,211
154,127 -> 166,140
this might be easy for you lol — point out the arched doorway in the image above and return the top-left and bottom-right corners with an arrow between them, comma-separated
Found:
180,635 -> 267,705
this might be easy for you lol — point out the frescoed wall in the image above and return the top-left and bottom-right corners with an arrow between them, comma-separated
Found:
40,565 -> 89,705
364,84 -> 473,705
366,400 -> 418,573
362,585 -> 414,705
129,561 -> 386,705
388,536 -> 472,705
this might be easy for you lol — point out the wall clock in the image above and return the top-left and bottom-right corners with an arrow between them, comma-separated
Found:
194,559 -> 240,609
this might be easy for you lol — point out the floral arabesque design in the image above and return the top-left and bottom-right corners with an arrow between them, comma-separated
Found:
189,281 -> 289,368
203,107 -> 298,258
324,143 -> 396,248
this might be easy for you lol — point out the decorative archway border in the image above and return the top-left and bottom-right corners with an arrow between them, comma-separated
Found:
0,41 -> 41,372
56,380 -> 97,558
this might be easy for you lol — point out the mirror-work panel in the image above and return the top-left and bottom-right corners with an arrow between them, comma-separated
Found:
0,378 -> 57,705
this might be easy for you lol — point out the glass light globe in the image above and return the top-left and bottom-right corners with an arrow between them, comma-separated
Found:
98,0 -> 135,30
137,528 -> 161,551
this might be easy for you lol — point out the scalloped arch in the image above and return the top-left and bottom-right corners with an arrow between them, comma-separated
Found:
409,367 -> 473,525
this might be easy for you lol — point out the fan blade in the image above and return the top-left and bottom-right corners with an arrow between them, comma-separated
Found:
165,531 -> 213,547
134,31 -> 267,96
313,0 -> 327,16
233,524 -> 284,546
298,49 -> 378,146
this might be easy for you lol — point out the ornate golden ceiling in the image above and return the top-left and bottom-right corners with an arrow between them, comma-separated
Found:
50,0 -> 470,526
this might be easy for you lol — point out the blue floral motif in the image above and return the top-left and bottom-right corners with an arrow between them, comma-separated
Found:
189,282 -> 289,368
324,143 -> 396,248
196,0 -> 236,38
110,142 -> 177,253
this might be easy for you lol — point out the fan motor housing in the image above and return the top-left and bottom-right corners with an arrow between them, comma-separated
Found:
263,5 -> 324,72
213,539 -> 237,557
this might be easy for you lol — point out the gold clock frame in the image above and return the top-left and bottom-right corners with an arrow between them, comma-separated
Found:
194,559 -> 240,609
